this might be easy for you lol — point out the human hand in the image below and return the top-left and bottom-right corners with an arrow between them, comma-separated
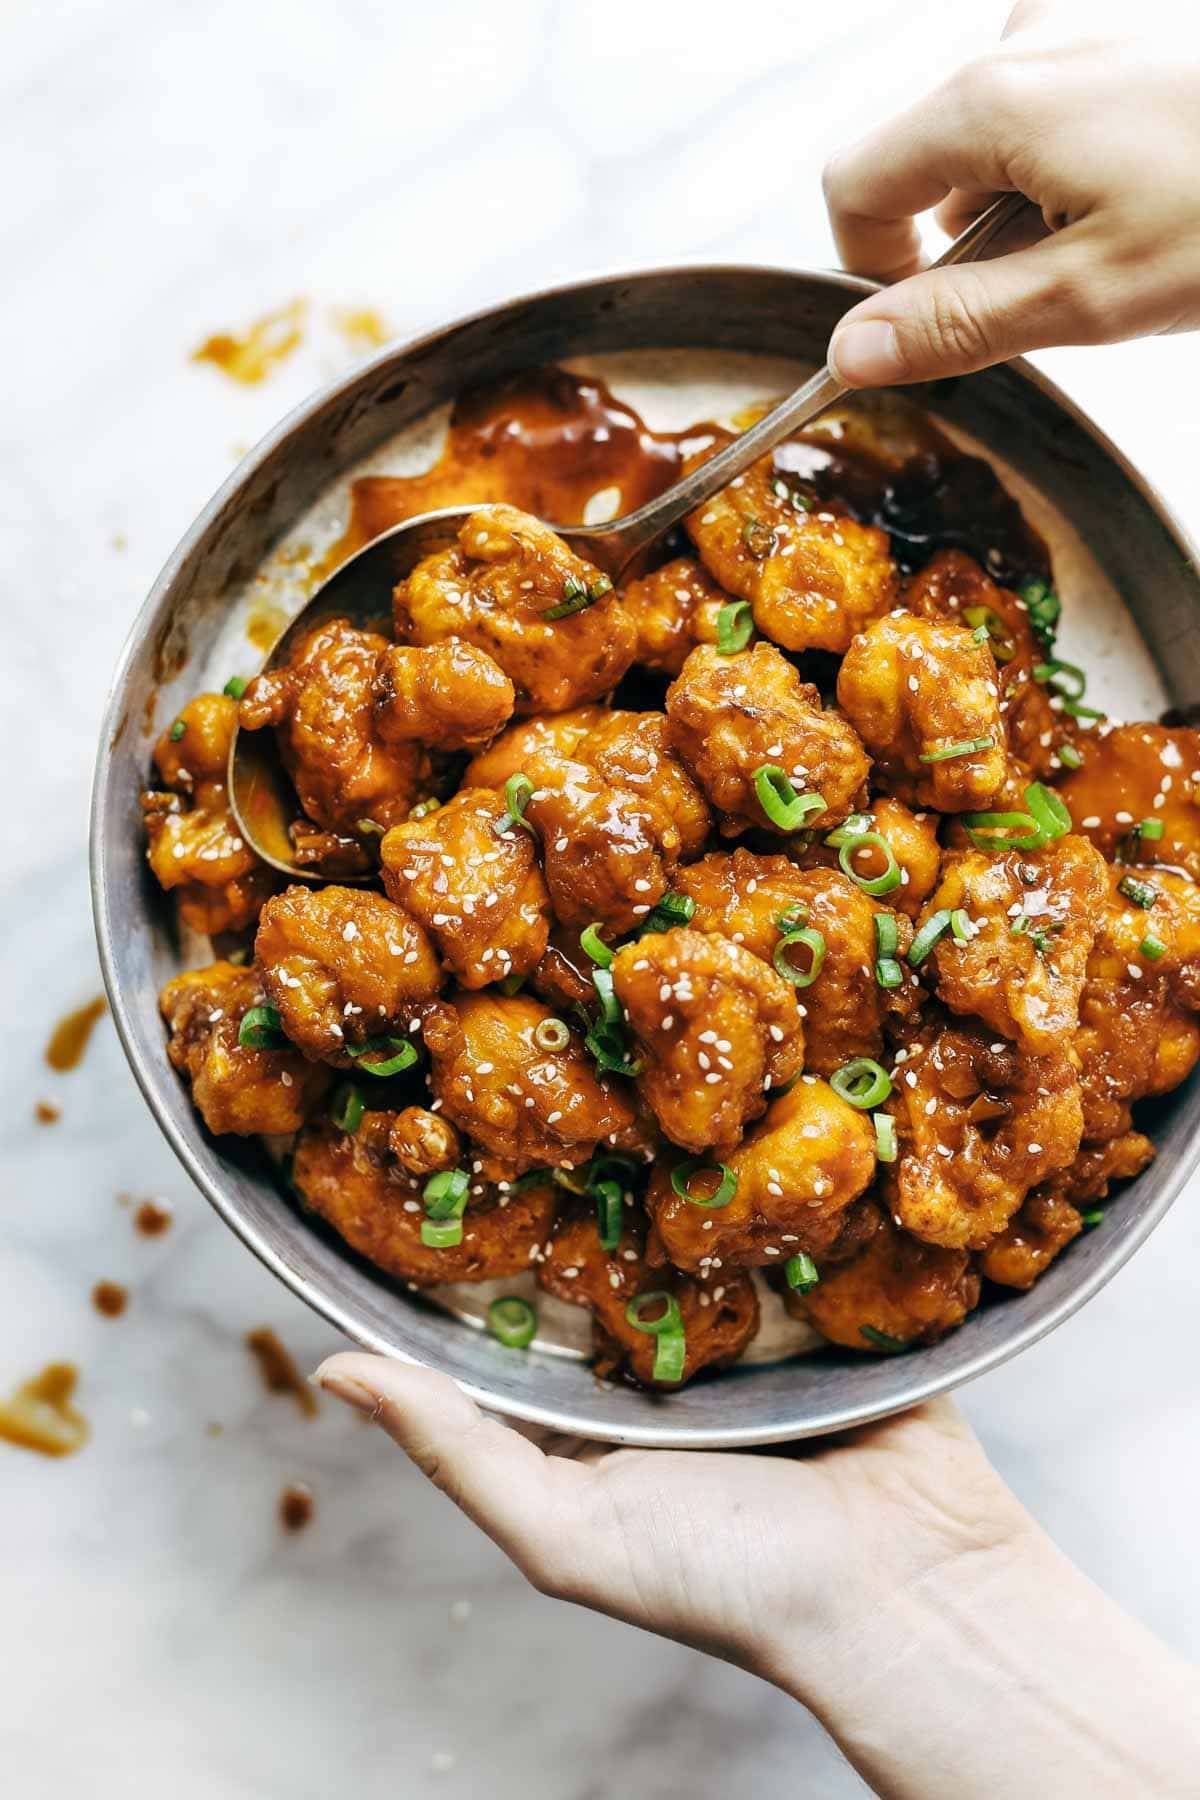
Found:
823,0 -> 1200,388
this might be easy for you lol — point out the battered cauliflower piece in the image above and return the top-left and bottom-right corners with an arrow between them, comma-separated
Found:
389,1105 -> 462,1177
524,757 -> 670,935
142,693 -> 277,934
374,641 -> 514,750
254,885 -> 441,1061
837,612 -> 1007,811
538,1203 -> 759,1387
1056,723 -> 1200,880
923,834 -> 1108,1054
1076,866 -> 1200,1142
380,787 -> 551,989
238,618 -> 429,834
788,1206 -> 979,1351
645,1078 -> 877,1273
673,852 -> 917,1075
795,795 -> 942,919
463,706 -> 608,789
422,992 -> 635,1176
976,1188 -> 1083,1292
292,1110 -> 558,1286
886,1016 -> 1082,1250
611,928 -> 804,1154
683,443 -> 896,653
393,505 -> 635,714
580,712 -> 712,861
666,643 -> 870,834
160,961 -> 330,1136
619,556 -> 727,674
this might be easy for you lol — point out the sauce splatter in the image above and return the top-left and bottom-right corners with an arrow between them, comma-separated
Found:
246,600 -> 289,652
45,996 -> 107,1072
279,1482 -> 315,1532
92,1281 -> 128,1319
192,299 -> 308,385
331,306 -> 390,353
245,1328 -> 317,1418
133,1198 -> 173,1238
0,1364 -> 89,1457
34,1099 -> 61,1125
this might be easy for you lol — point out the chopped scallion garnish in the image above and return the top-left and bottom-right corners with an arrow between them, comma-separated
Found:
487,1297 -> 537,1348
330,1083 -> 365,1134
346,1035 -> 418,1077
580,923 -> 614,969
534,1016 -> 572,1052
860,1325 -> 910,1353
223,675 -> 248,699
1139,817 -> 1165,841
908,909 -> 952,966
626,1291 -> 683,1335
169,719 -> 186,742
544,573 -> 613,620
238,1004 -> 285,1050
1118,875 -> 1159,909
594,1178 -> 624,1251
1140,934 -> 1167,961
671,1159 -> 738,1210
773,924 -> 825,988
837,830 -> 901,896
715,600 -> 754,654
651,1330 -> 687,1383
423,1168 -> 470,1219
420,1218 -> 463,1248
831,1058 -> 891,1109
873,1113 -> 898,1163
919,735 -> 995,764
493,772 -> 535,837
784,1253 -> 819,1293
753,765 -> 826,832
1058,743 -> 1083,769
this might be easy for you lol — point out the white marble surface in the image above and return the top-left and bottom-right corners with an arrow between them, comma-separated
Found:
5,1 -> 1200,1794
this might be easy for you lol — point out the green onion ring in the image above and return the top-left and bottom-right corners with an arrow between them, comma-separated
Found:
753,765 -> 827,832
223,675 -> 248,700
784,1252 -> 819,1293
347,1036 -> 418,1078
874,913 -> 899,959
860,1324 -> 910,1353
594,1178 -> 624,1251
423,1169 -> 470,1219
534,1016 -> 572,1052
420,1218 -> 463,1248
670,1159 -> 738,1210
580,923 -> 614,968
626,1291 -> 684,1335
168,718 -> 186,742
716,600 -> 754,654
961,810 -> 1042,851
493,772 -> 535,837
949,908 -> 973,942
875,957 -> 904,990
908,909 -> 952,966
1033,658 -> 1086,700
652,1331 -> 687,1384
873,1113 -> 898,1163
918,735 -> 995,764
330,1083 -> 365,1134
838,831 -> 901,896
1058,743 -> 1083,769
1140,934 -> 1167,961
831,1058 -> 892,1109
1024,781 -> 1072,842
824,813 -> 872,849
1118,875 -> 1159,909
238,1004 -> 285,1051
487,1296 -> 538,1348
1139,817 -> 1165,841
773,925 -> 826,988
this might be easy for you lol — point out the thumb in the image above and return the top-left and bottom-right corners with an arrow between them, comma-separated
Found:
827,235 -> 1096,386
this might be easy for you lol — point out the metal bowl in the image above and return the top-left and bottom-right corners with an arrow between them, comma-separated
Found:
91,265 -> 1200,1447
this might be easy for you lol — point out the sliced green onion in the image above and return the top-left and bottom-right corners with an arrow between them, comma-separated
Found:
408,797 -> 441,820
838,831 -> 901,896
831,1058 -> 892,1109
1140,934 -> 1167,961
356,817 -> 384,836
671,1159 -> 738,1210
420,1218 -> 463,1248
347,1036 -> 418,1078
1025,781 -> 1072,842
774,925 -> 825,988
1119,875 -> 1159,909
640,891 -> 696,935
950,908 -> 973,942
962,605 -> 1015,661
908,909 -> 952,966
494,772 -> 535,837
544,573 -> 613,620
594,1178 -> 623,1251
626,1291 -> 683,1335
860,1325 -> 910,1353
591,968 -> 620,1026
238,1004 -> 285,1050
652,1330 -> 687,1383
961,810 -> 1042,852
874,914 -> 899,959
534,1016 -> 571,1052
1058,743 -> 1083,769
1063,700 -> 1103,722
580,923 -> 614,969
1079,1208 -> 1104,1229
423,1169 -> 470,1219
584,1019 -> 642,1079
741,516 -> 776,559
919,735 -> 995,764
1033,658 -> 1086,700
1018,578 -> 1061,647
875,956 -> 904,990
488,1296 -> 537,1348
1139,817 -> 1165,841
824,813 -> 872,849
971,623 -> 988,644
330,1083 -> 365,1134
223,675 -> 248,700
716,600 -> 754,653
168,718 -> 186,742
873,1113 -> 898,1163
753,765 -> 826,832
784,1253 -> 819,1293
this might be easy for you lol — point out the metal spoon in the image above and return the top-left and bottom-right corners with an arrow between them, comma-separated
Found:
230,191 -> 1031,878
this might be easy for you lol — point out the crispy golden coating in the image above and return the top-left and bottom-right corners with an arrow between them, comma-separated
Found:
292,1110 -> 558,1286
525,757 -> 669,935
374,641 -> 514,750
619,556 -> 727,674
389,1105 -> 463,1177
903,550 -> 1061,776
254,885 -> 441,1061
422,992 -> 635,1176
976,1189 -> 1082,1291
463,706 -> 608,789
160,961 -> 330,1136
837,611 -> 1008,811
646,1079 -> 876,1272
886,1016 -> 1082,1250
538,1204 -> 759,1387
1075,867 -> 1200,1142
612,928 -> 804,1154
239,618 -> 429,834
142,693 -> 277,934
790,1206 -> 979,1351
1056,723 -> 1200,880
684,444 -> 896,653
380,786 -> 551,988
580,712 -> 712,860
393,505 -> 635,714
674,852 -> 917,1075
923,834 -> 1108,1054
666,643 -> 870,833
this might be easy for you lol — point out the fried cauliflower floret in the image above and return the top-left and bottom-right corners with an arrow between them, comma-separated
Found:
525,757 -> 670,935
422,992 -> 635,1176
292,1110 -> 557,1286
239,618 -> 429,834
373,641 -> 514,750
253,885 -> 441,1061
646,1079 -> 876,1273
611,928 -> 804,1154
674,853 -> 917,1075
160,961 -> 330,1136
538,1204 -> 759,1387
1075,866 -> 1200,1142
1056,723 -> 1200,880
904,550 -> 1062,776
619,556 -> 727,674
838,612 -> 1008,812
683,443 -> 896,653
380,787 -> 551,989
389,1105 -> 462,1177
788,1206 -> 979,1351
463,706 -> 608,789
923,834 -> 1108,1054
580,711 -> 712,860
393,505 -> 635,714
973,1133 -> 1153,1292
885,1016 -> 1082,1250
666,643 -> 870,834
141,693 -> 277,934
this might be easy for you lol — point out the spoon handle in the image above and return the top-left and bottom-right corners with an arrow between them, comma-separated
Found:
602,189 -> 1033,571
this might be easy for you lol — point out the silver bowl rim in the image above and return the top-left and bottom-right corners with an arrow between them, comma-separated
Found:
90,260 -> 1200,1446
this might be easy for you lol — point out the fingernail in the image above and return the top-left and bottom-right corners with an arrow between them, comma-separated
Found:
828,319 -> 903,386
313,1365 -> 381,1416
